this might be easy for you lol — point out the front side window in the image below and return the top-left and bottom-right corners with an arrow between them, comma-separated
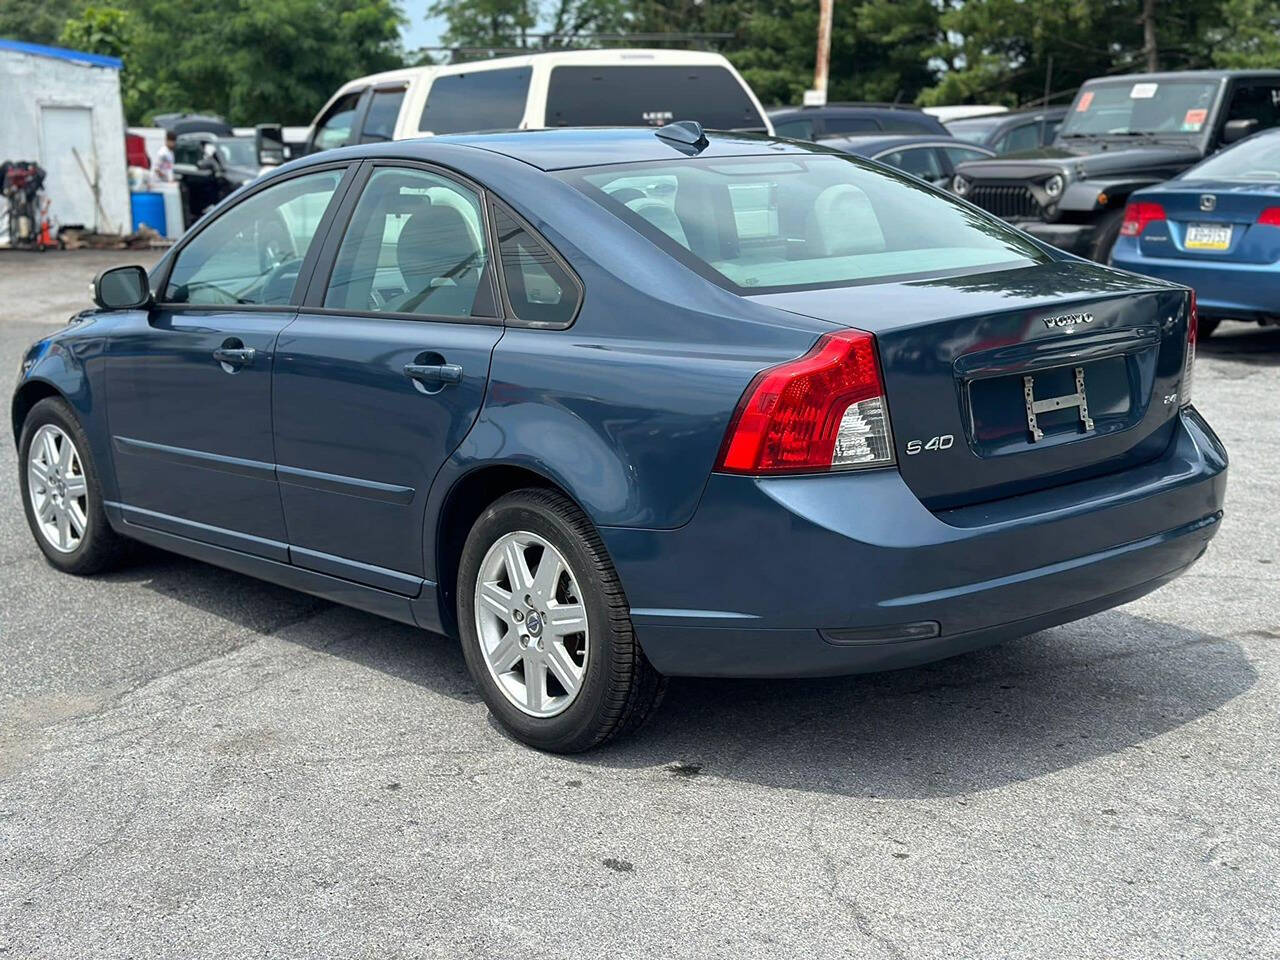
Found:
313,92 -> 364,151
1060,80 -> 1218,137
324,167 -> 490,318
568,153 -> 1049,293
995,122 -> 1043,155
545,66 -> 765,130
492,204 -> 580,327
362,87 -> 406,143
944,145 -> 994,166
1223,83 -> 1280,135
419,68 -> 531,135
877,147 -> 947,183
773,117 -> 815,140
164,169 -> 343,305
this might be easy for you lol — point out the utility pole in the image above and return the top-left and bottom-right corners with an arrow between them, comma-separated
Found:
809,0 -> 834,106
1141,0 -> 1158,72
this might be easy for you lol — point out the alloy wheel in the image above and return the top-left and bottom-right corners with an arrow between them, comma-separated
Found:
27,423 -> 89,554
473,530 -> 590,718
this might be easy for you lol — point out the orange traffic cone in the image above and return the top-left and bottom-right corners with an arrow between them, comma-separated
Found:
38,217 -> 54,251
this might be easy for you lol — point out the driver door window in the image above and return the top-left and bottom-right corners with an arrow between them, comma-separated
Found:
163,170 -> 343,306
312,91 -> 364,152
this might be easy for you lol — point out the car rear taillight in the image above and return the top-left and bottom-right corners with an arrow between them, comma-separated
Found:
1257,207 -> 1280,226
1119,201 -> 1166,237
1182,291 -> 1196,408
717,329 -> 894,474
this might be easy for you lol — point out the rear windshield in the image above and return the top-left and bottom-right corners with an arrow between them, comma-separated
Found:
564,154 -> 1049,293
1185,131 -> 1280,180
945,115 -> 1005,142
545,66 -> 766,131
420,67 -> 532,134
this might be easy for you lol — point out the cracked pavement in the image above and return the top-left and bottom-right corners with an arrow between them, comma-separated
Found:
1,250 -> 1278,958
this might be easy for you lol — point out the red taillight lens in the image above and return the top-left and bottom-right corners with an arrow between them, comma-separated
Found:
717,329 -> 894,474
1258,207 -> 1280,225
1120,201 -> 1166,237
1182,290 -> 1196,407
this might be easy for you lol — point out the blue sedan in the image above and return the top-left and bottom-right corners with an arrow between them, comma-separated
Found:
1111,128 -> 1280,336
12,124 -> 1226,751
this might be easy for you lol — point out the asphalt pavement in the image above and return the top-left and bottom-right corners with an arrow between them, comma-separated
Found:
1,249 -> 1277,959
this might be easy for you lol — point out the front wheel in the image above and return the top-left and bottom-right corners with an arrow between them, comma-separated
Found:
1093,208 -> 1126,264
18,397 -> 131,574
457,489 -> 666,752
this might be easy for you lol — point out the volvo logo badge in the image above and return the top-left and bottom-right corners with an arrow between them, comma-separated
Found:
1042,312 -> 1095,329
1200,194 -> 1216,212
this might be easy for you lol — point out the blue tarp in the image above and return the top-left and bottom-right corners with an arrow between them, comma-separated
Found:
0,38 -> 123,71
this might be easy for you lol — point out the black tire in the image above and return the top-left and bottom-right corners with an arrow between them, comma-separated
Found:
1198,317 -> 1221,339
17,396 -> 131,575
1093,208 -> 1126,264
457,488 -> 666,752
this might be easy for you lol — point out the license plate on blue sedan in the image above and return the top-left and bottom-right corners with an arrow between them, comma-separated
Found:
1185,223 -> 1233,250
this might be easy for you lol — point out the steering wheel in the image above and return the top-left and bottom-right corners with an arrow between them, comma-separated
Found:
257,218 -> 295,275
260,257 -> 304,305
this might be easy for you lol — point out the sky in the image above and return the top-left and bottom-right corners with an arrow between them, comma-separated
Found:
401,1 -> 446,52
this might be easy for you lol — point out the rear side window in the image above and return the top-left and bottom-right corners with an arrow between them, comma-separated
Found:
324,167 -> 491,318
877,114 -> 938,134
361,87 -> 406,143
545,66 -> 765,131
492,204 -> 581,327
570,154 -> 1049,293
822,117 -> 879,136
419,68 -> 532,134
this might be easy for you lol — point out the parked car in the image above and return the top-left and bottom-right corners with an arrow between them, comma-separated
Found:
951,70 -> 1280,262
303,49 -> 771,156
13,124 -> 1226,751
824,134 -> 994,187
923,105 -> 1009,123
945,106 -> 1068,155
1111,127 -> 1280,337
173,132 -> 262,223
769,103 -> 948,140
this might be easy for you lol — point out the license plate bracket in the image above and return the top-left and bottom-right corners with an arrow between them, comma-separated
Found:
1023,366 -> 1094,442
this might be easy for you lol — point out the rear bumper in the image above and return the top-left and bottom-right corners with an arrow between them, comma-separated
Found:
602,408 -> 1227,678
1110,243 -> 1280,322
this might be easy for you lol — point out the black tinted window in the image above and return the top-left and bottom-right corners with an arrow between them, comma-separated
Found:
545,66 -> 765,130
362,87 -> 405,142
877,114 -> 939,134
314,92 -> 362,151
493,204 -> 580,327
419,68 -> 531,134
823,117 -> 879,135
773,117 -> 814,139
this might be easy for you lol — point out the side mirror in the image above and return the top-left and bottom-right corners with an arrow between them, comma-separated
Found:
93,265 -> 152,310
256,124 -> 286,166
1222,118 -> 1259,144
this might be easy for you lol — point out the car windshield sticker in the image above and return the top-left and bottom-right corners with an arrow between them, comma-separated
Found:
1130,82 -> 1159,99
1076,91 -> 1095,112
1183,108 -> 1208,131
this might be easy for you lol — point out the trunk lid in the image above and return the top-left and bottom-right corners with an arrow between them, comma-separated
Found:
1138,180 -> 1280,264
750,260 -> 1192,509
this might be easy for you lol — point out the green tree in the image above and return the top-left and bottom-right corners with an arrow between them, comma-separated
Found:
0,0 -> 82,46
58,6 -> 153,120
429,0 -> 630,54
1211,0 -> 1280,67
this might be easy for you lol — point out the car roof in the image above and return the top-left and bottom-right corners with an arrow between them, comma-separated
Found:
415,127 -> 830,171
1081,69 -> 1280,83
769,103 -> 927,117
821,134 -> 982,156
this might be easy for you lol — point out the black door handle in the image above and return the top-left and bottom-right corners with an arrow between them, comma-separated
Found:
404,362 -> 464,386
213,346 -> 256,366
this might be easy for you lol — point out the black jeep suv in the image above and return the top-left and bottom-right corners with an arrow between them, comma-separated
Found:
951,70 -> 1280,262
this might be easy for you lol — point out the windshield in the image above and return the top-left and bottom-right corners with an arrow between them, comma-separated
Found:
1059,79 -> 1218,137
564,154 -> 1049,293
216,139 -> 257,167
1185,131 -> 1280,180
945,116 -> 1005,143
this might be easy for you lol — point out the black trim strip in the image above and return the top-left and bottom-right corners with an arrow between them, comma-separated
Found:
289,544 -> 423,596
113,436 -> 275,481
277,463 -> 415,505
111,501 -> 289,562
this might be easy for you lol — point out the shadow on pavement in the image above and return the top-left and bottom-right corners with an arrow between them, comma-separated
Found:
110,551 -> 1255,800
1200,324 -> 1280,366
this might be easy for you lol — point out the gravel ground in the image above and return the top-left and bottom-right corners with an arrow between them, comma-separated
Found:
1,248 -> 1277,959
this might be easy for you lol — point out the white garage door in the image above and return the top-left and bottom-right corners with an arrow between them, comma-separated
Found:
40,106 -> 100,231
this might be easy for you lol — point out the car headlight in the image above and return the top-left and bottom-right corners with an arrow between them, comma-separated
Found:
1044,174 -> 1065,198
953,174 -> 971,197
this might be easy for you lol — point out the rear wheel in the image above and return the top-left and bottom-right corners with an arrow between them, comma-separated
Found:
457,488 -> 666,752
18,397 -> 131,575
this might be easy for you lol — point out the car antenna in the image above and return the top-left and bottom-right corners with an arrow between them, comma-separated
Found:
655,120 -> 709,154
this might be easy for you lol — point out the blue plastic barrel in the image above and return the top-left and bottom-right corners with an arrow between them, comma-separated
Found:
130,192 -> 166,233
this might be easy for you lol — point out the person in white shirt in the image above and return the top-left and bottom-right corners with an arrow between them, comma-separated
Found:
153,130 -> 176,182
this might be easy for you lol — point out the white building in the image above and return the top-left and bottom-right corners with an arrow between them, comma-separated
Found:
0,39 -> 129,235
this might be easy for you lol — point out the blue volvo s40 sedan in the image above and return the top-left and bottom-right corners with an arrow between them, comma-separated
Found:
12,125 -> 1226,751
1111,128 -> 1280,337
